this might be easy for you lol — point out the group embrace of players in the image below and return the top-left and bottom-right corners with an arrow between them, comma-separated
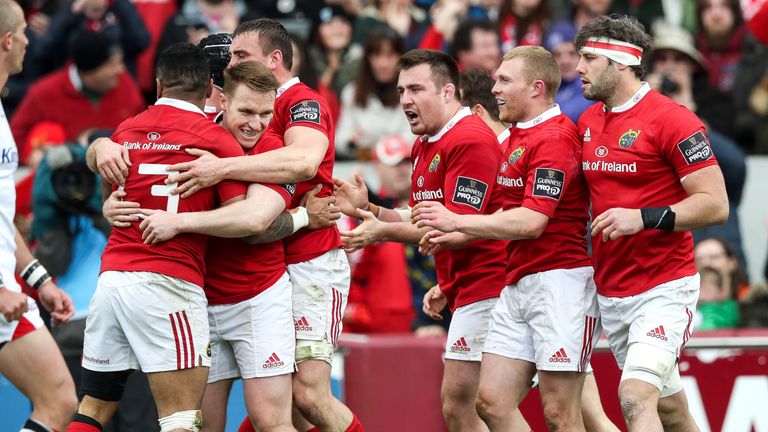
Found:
0,0 -> 728,430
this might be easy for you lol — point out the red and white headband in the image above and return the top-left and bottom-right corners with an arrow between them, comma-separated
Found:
580,37 -> 644,66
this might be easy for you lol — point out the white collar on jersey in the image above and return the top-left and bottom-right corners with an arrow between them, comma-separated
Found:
68,64 -> 83,92
277,77 -> 300,98
425,106 -> 472,143
497,128 -> 511,144
606,82 -> 651,113
204,105 -> 219,114
155,97 -> 207,116
516,104 -> 561,129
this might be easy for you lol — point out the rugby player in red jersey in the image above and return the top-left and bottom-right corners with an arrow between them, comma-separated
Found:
333,49 -> 506,432
413,46 -> 600,432
68,44 -> 251,432
574,15 -> 728,431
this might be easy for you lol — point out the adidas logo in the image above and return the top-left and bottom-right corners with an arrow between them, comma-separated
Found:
647,325 -> 669,341
262,352 -> 285,369
584,127 -> 591,142
295,317 -> 312,332
549,348 -> 571,363
450,337 -> 471,353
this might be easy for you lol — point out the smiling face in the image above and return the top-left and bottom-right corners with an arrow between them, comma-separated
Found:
576,51 -> 618,102
221,83 -> 275,150
397,64 -> 450,136
491,58 -> 532,123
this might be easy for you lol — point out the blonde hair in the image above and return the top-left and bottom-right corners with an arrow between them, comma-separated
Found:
502,46 -> 561,100
0,0 -> 22,36
223,61 -> 279,97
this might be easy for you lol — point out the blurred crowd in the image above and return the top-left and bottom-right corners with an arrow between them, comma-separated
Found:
5,0 -> 768,339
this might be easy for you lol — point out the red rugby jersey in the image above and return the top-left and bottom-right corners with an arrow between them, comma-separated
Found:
408,108 -> 507,310
203,142 -> 295,305
579,84 -> 719,297
261,78 -> 342,264
100,98 -> 247,287
495,106 -> 591,285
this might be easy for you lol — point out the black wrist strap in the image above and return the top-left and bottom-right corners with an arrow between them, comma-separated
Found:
641,206 -> 676,231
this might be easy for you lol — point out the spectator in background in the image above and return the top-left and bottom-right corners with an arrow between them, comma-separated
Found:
289,32 -> 341,123
11,30 -> 145,166
345,136 -> 416,334
335,26 -> 412,160
353,0 -> 428,49
740,283 -> 768,327
568,0 -> 613,29
451,19 -> 501,75
543,21 -> 593,123
34,0 -> 150,77
694,266 -> 740,330
498,0 -> 551,52
131,0 -> 178,100
647,23 -> 747,260
610,0 -> 698,33
695,237 -> 751,300
458,68 -> 507,139
307,3 -> 359,103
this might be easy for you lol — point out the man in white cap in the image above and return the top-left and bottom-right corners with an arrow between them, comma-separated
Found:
574,15 -> 729,432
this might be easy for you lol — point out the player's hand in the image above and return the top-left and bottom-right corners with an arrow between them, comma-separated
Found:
414,324 -> 447,337
167,148 -> 224,198
93,137 -> 131,186
37,281 -> 75,325
332,172 -> 369,217
411,201 -> 459,231
303,185 -> 341,230
103,189 -> 142,228
339,208 -> 383,253
139,209 -> 180,244
591,208 -> 643,241
419,230 -> 472,256
422,285 -> 446,321
0,286 -> 28,322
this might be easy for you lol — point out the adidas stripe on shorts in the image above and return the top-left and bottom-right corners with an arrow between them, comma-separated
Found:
484,266 -> 601,372
444,297 -> 498,362
598,273 -> 699,369
207,272 -> 295,381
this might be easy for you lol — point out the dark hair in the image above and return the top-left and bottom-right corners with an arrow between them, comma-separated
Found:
289,33 -> 318,90
223,61 -> 278,97
354,26 -> 406,108
156,43 -> 210,97
499,0 -> 551,48
233,19 -> 293,71
451,19 -> 498,58
695,0 -> 743,32
397,49 -> 460,100
573,15 -> 654,79
459,69 -> 499,121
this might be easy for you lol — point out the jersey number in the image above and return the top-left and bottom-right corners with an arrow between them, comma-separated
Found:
139,163 -> 179,213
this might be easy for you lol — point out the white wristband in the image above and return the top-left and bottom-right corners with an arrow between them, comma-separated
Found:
395,207 -> 412,223
290,207 -> 310,234
20,259 -> 52,290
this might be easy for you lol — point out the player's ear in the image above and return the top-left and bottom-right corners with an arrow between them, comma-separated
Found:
155,78 -> 163,100
443,83 -> 456,102
531,79 -> 545,98
471,103 -> 484,117
1,31 -> 11,51
219,92 -> 227,110
206,78 -> 213,100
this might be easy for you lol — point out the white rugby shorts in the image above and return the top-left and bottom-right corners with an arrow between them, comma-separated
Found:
288,248 -> 350,349
599,273 -> 699,369
484,266 -> 600,372
445,297 -> 498,362
82,271 -> 210,373
207,272 -> 295,382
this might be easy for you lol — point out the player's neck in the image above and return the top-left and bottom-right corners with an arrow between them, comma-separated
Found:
604,79 -> 643,110
518,100 -> 556,124
0,70 -> 9,90
273,68 -> 294,87
431,102 -> 464,137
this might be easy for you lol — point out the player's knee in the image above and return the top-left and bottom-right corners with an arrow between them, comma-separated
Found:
34,374 -> 77,421
475,391 -> 501,423
542,401 -> 573,431
295,339 -> 334,364
618,381 -> 657,424
79,369 -> 132,402
158,409 -> 203,432
292,379 -> 324,413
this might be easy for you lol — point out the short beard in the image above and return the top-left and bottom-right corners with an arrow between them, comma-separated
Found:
583,60 -> 619,103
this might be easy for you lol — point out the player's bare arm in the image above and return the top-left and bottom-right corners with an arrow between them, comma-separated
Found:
412,201 -> 550,240
167,126 -> 329,198
87,137 -> 132,186
13,228 -> 74,324
340,208 -> 430,253
243,184 -> 340,244
591,165 -> 728,241
333,173 -> 411,223
140,183 -> 284,244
